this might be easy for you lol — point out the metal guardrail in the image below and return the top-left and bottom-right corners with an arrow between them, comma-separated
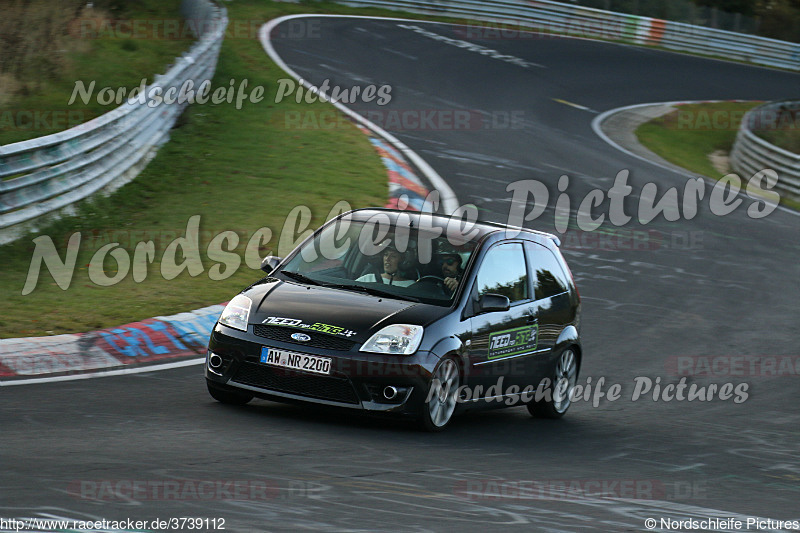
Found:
730,102 -> 800,202
339,0 -> 800,70
2,0 -> 798,243
0,0 -> 227,244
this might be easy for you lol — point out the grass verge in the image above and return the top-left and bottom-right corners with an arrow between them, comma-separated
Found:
635,101 -> 760,178
1,0 -> 433,338
0,0 -> 195,146
756,125 -> 800,155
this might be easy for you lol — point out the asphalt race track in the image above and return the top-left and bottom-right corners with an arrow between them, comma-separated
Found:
2,16 -> 799,533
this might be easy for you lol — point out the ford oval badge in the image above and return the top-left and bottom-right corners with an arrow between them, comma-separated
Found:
291,333 -> 311,342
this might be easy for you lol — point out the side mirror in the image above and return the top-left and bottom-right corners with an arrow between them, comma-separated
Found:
477,293 -> 511,314
260,255 -> 282,274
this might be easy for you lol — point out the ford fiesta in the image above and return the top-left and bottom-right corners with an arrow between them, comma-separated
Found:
205,208 -> 582,431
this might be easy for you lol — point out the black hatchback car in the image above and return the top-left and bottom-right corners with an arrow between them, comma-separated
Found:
206,208 -> 581,431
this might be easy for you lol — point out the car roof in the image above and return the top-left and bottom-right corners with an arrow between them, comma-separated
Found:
339,208 -> 561,247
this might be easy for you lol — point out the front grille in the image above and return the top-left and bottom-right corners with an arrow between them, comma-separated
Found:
253,325 -> 355,351
232,361 -> 360,404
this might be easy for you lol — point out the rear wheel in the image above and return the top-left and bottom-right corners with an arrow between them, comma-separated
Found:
528,348 -> 578,419
419,358 -> 460,432
207,381 -> 253,406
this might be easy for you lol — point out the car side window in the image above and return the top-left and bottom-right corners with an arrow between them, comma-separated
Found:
526,243 -> 570,300
474,242 -> 529,304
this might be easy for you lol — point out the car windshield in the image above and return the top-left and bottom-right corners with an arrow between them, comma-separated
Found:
280,217 -> 478,306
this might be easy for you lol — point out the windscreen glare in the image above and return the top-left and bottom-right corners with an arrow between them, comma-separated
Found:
281,217 -> 477,305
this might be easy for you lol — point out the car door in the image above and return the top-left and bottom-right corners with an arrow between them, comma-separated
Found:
465,242 -> 537,401
524,241 -> 575,377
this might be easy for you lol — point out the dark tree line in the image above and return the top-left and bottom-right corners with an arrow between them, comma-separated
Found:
751,0 -> 800,41
574,0 -> 800,41
698,0 -> 800,40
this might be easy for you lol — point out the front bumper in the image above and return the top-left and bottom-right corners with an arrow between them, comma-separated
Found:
205,324 -> 439,415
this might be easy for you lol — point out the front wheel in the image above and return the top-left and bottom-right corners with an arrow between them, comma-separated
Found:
527,348 -> 578,419
207,382 -> 253,406
419,358 -> 460,432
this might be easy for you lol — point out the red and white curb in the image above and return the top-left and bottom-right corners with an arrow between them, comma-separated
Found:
0,305 -> 223,385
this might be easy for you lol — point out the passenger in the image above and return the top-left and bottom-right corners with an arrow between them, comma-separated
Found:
356,245 -> 416,287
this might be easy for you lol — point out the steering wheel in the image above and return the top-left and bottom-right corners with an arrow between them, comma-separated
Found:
413,275 -> 449,296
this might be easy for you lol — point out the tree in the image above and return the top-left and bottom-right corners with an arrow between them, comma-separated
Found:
694,0 -> 757,16
756,0 -> 800,42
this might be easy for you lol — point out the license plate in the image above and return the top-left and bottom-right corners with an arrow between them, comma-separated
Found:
260,347 -> 332,375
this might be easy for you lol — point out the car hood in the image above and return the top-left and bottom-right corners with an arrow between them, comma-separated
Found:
245,278 -> 421,343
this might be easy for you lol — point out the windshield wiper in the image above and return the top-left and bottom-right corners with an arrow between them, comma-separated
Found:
280,271 -> 321,286
322,283 -> 420,303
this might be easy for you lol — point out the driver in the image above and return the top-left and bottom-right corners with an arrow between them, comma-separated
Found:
439,249 -> 464,294
356,244 -> 416,287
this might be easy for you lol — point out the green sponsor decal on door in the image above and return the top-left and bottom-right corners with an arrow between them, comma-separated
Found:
487,324 -> 538,360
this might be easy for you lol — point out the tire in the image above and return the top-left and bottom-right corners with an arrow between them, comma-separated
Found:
207,381 -> 253,406
419,357 -> 460,432
528,347 -> 578,419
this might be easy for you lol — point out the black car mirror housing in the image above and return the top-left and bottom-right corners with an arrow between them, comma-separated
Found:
477,293 -> 511,314
260,255 -> 282,274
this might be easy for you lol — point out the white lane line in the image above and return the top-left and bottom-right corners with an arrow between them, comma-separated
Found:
396,23 -> 545,69
261,14 -> 459,214
382,47 -> 418,60
0,358 -> 205,387
354,26 -> 386,39
552,98 -> 598,113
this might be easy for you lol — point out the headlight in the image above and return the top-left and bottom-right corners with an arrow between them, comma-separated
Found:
218,294 -> 252,332
360,324 -> 423,355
